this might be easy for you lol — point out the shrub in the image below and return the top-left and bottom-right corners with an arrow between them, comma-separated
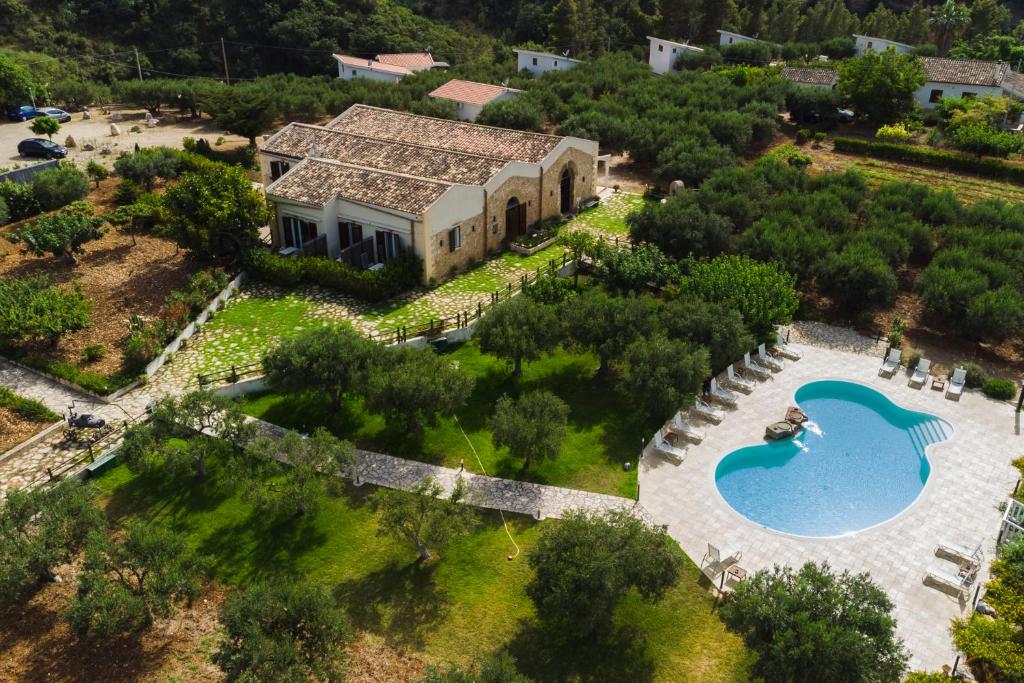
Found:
0,195 -> 8,226
9,212 -> 105,264
85,161 -> 108,188
875,123 -> 913,143
905,350 -> 922,372
964,286 -> 1024,342
111,179 -> 140,206
982,378 -> 1017,401
81,344 -> 106,363
246,249 -> 422,302
795,128 -> 812,145
0,386 -> 61,422
959,362 -> 988,388
597,243 -> 680,292
0,180 -> 41,221
0,275 -> 91,344
833,137 -> 1024,183
817,244 -> 897,312
524,276 -> 576,305
813,132 -> 826,145
31,164 -> 89,211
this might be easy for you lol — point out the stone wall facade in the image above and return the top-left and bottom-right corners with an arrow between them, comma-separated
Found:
486,174 -> 542,252
540,147 -> 598,220
427,210 -> 486,282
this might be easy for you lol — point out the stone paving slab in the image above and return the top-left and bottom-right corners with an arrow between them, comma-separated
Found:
639,330 -> 1021,672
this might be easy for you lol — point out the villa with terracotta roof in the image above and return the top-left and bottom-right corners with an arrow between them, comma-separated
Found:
428,79 -> 522,122
334,52 -> 447,83
915,57 -> 1017,108
259,105 -> 598,283
780,67 -> 837,90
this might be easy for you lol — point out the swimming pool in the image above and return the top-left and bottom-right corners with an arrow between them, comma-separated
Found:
714,380 -> 952,537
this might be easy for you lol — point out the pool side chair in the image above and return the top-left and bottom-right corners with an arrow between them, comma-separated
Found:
647,429 -> 686,465
773,332 -> 801,361
936,541 -> 983,568
742,351 -> 772,380
757,343 -> 784,372
693,398 -> 725,424
702,543 -> 742,572
708,378 -> 739,407
669,411 -> 706,444
723,365 -> 755,393
924,564 -> 977,597
946,367 -> 966,401
878,349 -> 901,378
909,358 -> 931,388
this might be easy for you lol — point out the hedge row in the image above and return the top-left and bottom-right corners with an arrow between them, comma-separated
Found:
0,386 -> 61,423
247,249 -> 423,302
832,137 -> 1024,183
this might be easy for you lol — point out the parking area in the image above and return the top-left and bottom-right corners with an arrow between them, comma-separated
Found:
0,109 -> 248,169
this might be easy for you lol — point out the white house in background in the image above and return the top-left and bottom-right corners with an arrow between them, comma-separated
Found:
780,67 -> 838,90
515,48 -> 583,76
334,52 -> 448,83
852,35 -> 914,57
647,36 -> 704,75
915,57 -> 1010,108
258,105 -> 598,284
717,30 -> 766,47
428,79 -> 522,122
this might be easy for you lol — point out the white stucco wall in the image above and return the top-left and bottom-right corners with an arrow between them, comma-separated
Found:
422,185 -> 485,239
336,61 -> 404,83
648,38 -> 703,75
914,82 -> 1003,109
718,31 -> 760,47
515,50 -> 581,76
853,36 -> 914,57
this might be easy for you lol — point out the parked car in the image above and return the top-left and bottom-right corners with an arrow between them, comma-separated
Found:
37,107 -> 72,123
6,105 -> 38,121
17,138 -> 68,159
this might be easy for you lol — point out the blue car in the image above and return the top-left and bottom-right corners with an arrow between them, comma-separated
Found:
7,106 -> 38,121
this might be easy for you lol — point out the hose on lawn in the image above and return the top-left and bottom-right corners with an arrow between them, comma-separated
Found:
454,415 -> 521,561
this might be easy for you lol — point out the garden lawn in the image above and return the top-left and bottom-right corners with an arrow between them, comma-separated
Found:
572,192 -> 646,236
95,462 -> 752,681
241,342 -> 654,498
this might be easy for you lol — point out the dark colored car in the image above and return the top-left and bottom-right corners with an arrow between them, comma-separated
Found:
37,107 -> 72,123
17,138 -> 68,159
6,105 -> 38,121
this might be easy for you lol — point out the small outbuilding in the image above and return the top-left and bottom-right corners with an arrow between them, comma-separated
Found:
428,79 -> 522,122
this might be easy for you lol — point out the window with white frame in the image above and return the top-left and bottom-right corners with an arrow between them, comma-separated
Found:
449,225 -> 462,252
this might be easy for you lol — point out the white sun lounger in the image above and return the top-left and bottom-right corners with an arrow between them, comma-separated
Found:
692,398 -> 725,424
742,352 -> 772,380
757,343 -> 783,372
936,540 -> 983,567
773,332 -> 801,361
925,564 -> 977,596
946,367 -> 966,400
878,349 -> 902,378
723,365 -> 755,393
708,378 -> 738,407
909,358 -> 931,388
648,429 -> 686,465
668,412 -> 706,444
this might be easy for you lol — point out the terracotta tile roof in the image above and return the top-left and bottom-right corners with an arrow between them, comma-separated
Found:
428,79 -> 522,106
325,105 -> 564,163
922,58 -> 1009,87
260,122 -> 509,185
333,54 -> 411,76
375,52 -> 435,70
780,67 -> 837,86
1002,70 -> 1024,96
265,157 -> 450,214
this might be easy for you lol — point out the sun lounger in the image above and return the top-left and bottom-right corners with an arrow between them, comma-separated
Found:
668,412 -> 705,444
723,365 -> 755,393
908,358 -> 931,388
692,398 -> 725,424
708,378 -> 738,407
946,367 -> 966,400
742,352 -> 772,380
936,541 -> 983,567
773,332 -> 801,361
878,349 -> 901,378
925,564 -> 978,596
756,343 -> 783,372
647,429 -> 686,465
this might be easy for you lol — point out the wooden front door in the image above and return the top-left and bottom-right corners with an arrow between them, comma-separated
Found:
505,200 -> 527,237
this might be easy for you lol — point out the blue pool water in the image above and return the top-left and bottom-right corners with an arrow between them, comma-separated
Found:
714,380 -> 951,537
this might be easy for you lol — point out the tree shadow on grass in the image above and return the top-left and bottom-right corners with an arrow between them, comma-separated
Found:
333,559 -> 449,650
103,468 -> 231,523
507,619 -> 656,682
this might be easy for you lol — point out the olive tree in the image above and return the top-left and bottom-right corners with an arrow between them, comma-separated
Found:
613,334 -> 710,418
370,476 -> 477,561
475,296 -> 560,377
262,325 -> 375,410
490,390 -> 569,470
10,212 -> 104,265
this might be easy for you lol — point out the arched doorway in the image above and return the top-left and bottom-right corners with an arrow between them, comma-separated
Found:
559,165 -> 575,214
505,197 -> 526,238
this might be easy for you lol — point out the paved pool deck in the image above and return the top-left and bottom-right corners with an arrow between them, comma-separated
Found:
640,326 -> 1021,672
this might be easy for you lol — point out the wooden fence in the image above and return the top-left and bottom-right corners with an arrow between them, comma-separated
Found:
24,414 -> 141,490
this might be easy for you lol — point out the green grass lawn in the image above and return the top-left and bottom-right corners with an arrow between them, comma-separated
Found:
572,193 -> 646,235
95,462 -> 752,681
241,341 -> 655,498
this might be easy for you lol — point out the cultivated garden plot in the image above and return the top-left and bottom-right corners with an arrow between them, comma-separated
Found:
174,196 -> 643,380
